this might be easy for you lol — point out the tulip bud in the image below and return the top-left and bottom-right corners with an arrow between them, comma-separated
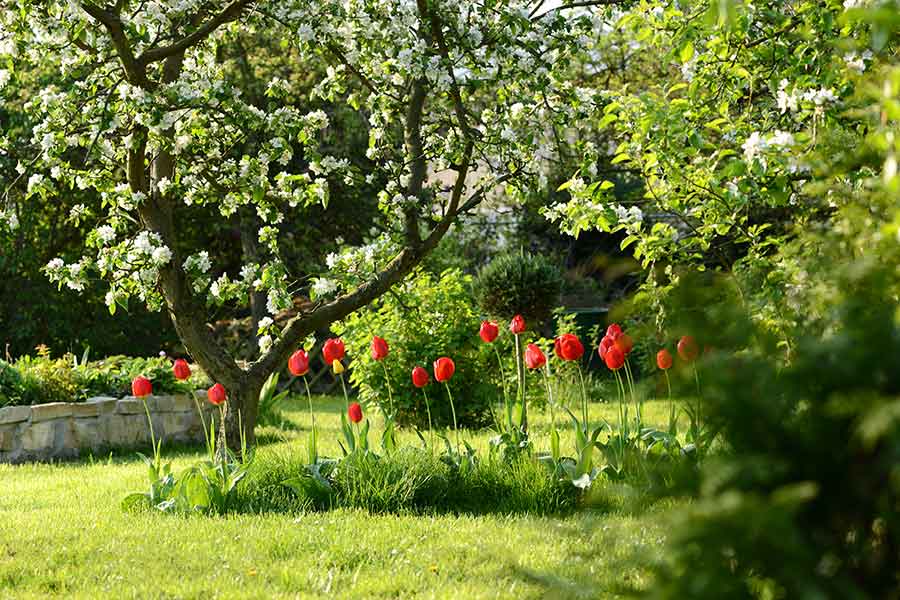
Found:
348,401 -> 363,423
479,320 -> 499,343
604,345 -> 625,371
370,336 -> 389,361
524,343 -> 547,369
553,333 -> 584,361
288,349 -> 310,377
332,359 -> 345,375
207,383 -> 226,406
509,314 -> 526,335
677,335 -> 699,362
614,333 -> 634,356
412,366 -> 430,388
172,359 -> 191,381
131,376 -> 152,398
656,349 -> 673,370
323,338 -> 346,364
433,357 -> 455,382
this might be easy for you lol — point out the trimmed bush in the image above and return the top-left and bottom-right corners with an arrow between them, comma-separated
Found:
474,250 -> 563,330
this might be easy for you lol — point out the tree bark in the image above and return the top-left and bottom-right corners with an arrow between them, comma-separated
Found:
218,372 -> 264,452
239,205 -> 267,352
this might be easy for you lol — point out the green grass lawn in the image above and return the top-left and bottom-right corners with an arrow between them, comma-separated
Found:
0,396 -> 682,599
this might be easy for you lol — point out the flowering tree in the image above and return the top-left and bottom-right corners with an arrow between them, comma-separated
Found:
543,0 -> 896,334
0,1 -> 620,447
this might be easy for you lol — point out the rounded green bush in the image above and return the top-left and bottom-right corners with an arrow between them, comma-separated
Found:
334,268 -> 499,428
474,251 -> 563,329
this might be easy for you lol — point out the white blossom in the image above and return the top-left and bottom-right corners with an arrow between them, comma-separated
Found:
151,245 -> 173,265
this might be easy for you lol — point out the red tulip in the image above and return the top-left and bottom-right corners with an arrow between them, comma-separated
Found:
656,349 -> 673,370
677,335 -> 699,362
509,314 -> 526,335
288,349 -> 310,376
172,359 -> 191,381
604,345 -> 625,371
412,366 -> 430,388
370,336 -> 389,361
132,376 -> 152,398
322,338 -> 346,364
207,383 -> 226,406
598,335 -> 614,359
524,343 -> 546,370
553,333 -> 584,361
479,320 -> 499,343
614,333 -> 634,356
433,357 -> 455,382
606,323 -> 622,338
348,401 -> 363,423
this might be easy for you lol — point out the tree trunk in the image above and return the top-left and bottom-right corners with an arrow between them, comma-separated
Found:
217,374 -> 264,454
239,205 -> 267,352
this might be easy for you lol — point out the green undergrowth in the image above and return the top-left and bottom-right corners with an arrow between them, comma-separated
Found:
237,447 -> 579,516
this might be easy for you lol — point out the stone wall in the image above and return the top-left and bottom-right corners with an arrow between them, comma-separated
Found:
0,393 -> 218,464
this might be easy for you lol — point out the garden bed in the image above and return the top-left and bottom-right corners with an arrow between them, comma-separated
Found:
0,393 -> 215,464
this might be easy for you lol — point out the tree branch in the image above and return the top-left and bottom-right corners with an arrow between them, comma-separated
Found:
137,0 -> 255,65
251,143 -> 475,380
532,0 -> 630,20
80,3 -> 147,85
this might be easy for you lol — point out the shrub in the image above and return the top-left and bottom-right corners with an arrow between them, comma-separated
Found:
646,259 -> 900,599
334,268 -> 498,428
0,359 -> 24,407
474,250 -> 563,330
0,352 -> 210,406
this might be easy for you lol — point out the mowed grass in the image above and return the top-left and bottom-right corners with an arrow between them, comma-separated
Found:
0,395 -> 683,599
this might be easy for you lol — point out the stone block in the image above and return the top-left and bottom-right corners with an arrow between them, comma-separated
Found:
147,395 -> 177,412
73,418 -> 101,450
20,421 -> 56,451
171,394 -> 198,412
30,403 -> 72,423
71,403 -> 100,418
86,397 -> 118,415
0,424 -> 18,451
0,405 -> 30,425
103,414 -> 152,447
116,398 -> 146,415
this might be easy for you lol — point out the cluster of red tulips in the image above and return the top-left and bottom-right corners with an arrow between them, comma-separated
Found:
131,359 -> 226,406
125,317 -> 705,466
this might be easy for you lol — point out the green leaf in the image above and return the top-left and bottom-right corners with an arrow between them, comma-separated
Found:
610,153 -> 631,165
679,42 -> 694,64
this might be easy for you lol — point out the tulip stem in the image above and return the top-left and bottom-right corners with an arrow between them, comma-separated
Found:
624,359 -> 641,430
514,333 -> 526,432
664,369 -> 675,434
140,397 -> 160,472
541,366 -> 556,434
192,392 -> 213,462
577,365 -> 589,435
493,345 -> 512,432
692,363 -> 702,444
444,382 -> 460,454
422,388 -> 434,452
381,361 -> 395,418
339,372 -> 349,413
302,375 -> 318,464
